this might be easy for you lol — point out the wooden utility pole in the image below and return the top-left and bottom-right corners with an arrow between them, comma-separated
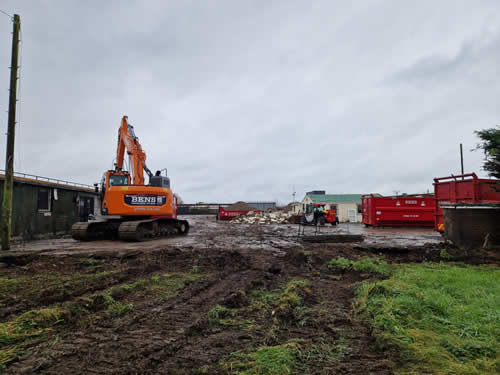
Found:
460,143 -> 464,176
1,14 -> 21,250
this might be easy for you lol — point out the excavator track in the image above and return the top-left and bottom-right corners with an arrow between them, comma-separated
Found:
119,218 -> 189,241
72,218 -> 189,242
118,219 -> 156,241
71,220 -> 121,241
71,222 -> 93,241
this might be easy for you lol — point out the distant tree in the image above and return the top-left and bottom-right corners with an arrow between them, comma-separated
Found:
474,126 -> 500,178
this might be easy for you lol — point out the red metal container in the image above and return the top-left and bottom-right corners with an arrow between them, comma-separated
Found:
433,173 -> 500,231
362,194 -> 435,227
217,207 -> 262,221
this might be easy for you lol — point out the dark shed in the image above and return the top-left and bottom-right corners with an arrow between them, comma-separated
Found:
0,171 -> 99,240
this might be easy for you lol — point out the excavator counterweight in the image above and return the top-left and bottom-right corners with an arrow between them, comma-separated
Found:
71,116 -> 188,241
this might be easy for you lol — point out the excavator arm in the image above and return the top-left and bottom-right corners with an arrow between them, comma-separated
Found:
115,116 -> 152,185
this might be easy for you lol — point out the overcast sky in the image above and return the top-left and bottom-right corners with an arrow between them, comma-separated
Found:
0,1 -> 499,204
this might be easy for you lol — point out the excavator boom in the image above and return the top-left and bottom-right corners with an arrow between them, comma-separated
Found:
115,116 -> 152,185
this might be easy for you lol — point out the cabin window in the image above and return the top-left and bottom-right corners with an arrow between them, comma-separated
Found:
109,175 -> 128,187
37,187 -> 51,212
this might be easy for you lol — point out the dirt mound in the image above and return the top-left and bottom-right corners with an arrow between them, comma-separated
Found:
226,201 -> 257,211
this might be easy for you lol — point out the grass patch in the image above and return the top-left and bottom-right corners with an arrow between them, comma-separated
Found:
248,279 -> 312,327
220,343 -> 299,374
0,308 -> 68,368
118,272 -> 205,299
103,295 -> 134,317
149,273 -> 204,298
0,278 -> 18,295
279,280 -> 311,309
250,279 -> 311,310
220,338 -> 348,374
209,279 -> 311,333
208,305 -> 232,325
207,305 -> 256,330
120,279 -> 149,293
296,337 -> 349,366
440,248 -> 459,260
357,263 -> 500,374
328,256 -> 392,276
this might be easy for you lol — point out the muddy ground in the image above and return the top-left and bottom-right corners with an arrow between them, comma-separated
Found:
0,216 -> 495,374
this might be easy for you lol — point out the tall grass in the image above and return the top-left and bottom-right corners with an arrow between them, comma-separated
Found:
328,256 -> 392,276
357,263 -> 500,374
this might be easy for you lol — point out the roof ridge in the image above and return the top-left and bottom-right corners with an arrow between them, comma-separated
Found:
305,193 -> 362,203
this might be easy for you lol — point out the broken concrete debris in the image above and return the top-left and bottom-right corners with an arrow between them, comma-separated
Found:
230,210 -> 294,224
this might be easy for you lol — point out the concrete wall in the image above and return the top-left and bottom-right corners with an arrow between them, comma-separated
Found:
443,205 -> 500,249
0,179 -> 98,240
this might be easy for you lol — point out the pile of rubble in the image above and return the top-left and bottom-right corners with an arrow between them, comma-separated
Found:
231,210 -> 295,224
225,201 -> 257,211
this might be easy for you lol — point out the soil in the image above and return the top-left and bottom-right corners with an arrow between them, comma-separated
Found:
1,216 -> 497,374
225,201 -> 258,211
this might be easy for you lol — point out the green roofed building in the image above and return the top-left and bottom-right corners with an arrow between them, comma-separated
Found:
301,193 -> 363,223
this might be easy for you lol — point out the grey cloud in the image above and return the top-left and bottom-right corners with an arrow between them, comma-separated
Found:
0,0 -> 499,203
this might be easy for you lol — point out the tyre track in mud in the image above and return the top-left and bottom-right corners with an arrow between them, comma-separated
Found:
8,259 -> 263,374
0,268 -> 142,322
4,243 -> 401,374
0,247 -> 239,322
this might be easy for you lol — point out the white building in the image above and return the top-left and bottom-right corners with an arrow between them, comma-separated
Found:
285,201 -> 302,215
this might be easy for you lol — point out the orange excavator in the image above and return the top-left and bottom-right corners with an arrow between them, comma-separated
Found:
71,116 -> 189,241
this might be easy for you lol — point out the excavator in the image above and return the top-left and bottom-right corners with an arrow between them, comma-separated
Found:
71,116 -> 189,241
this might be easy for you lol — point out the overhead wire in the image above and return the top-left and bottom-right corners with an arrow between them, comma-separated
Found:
0,9 -> 13,20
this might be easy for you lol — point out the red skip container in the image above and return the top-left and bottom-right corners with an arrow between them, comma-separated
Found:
433,173 -> 500,232
362,194 -> 435,227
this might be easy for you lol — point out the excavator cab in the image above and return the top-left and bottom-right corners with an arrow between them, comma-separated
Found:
100,171 -> 130,193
